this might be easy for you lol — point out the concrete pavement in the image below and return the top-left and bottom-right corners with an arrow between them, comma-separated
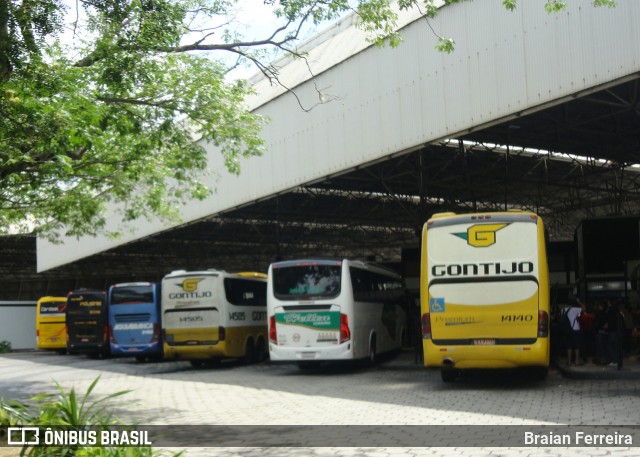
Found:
1,349 -> 639,456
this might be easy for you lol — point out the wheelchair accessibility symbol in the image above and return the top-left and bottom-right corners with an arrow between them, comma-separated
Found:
430,298 -> 445,313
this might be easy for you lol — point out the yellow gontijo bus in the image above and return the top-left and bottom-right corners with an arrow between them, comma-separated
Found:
36,296 -> 67,353
161,270 -> 268,367
420,211 -> 550,382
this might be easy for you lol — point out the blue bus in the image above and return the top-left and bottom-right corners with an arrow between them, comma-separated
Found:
108,282 -> 162,361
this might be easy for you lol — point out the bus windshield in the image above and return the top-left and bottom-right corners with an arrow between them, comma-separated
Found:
110,285 -> 154,305
272,261 -> 342,300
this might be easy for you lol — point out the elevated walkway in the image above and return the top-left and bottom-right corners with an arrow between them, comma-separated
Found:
38,1 -> 640,274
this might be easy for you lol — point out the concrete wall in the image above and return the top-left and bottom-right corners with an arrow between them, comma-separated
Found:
0,302 -> 36,350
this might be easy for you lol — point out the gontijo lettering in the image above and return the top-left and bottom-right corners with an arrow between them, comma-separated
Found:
431,261 -> 534,277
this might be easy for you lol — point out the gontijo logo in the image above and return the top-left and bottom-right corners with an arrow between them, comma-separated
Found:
178,278 -> 203,292
453,223 -> 509,247
168,278 -> 212,300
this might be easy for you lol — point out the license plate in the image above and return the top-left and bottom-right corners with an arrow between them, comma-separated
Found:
301,352 -> 316,359
474,339 -> 495,345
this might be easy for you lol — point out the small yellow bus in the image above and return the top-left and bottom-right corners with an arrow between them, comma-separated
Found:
36,296 -> 67,353
421,211 -> 550,382
161,269 -> 268,366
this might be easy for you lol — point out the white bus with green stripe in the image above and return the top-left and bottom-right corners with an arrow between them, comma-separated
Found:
161,270 -> 268,366
267,259 -> 408,368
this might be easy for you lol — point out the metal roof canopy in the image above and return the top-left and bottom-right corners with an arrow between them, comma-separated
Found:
6,0 -> 640,296
3,74 -> 640,296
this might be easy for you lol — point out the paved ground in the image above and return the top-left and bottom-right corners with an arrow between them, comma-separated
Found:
1,350 -> 639,456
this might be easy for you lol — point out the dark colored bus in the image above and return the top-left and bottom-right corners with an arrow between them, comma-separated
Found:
66,289 -> 109,357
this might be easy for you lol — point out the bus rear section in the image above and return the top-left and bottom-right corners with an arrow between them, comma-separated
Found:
66,289 -> 109,357
421,212 -> 550,381
161,270 -> 267,365
36,296 -> 67,353
268,260 -> 349,365
268,259 -> 407,367
108,282 -> 162,361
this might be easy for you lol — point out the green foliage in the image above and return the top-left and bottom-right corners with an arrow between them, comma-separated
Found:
0,340 -> 11,353
1,0 -> 265,240
435,37 -> 455,54
0,377 -> 177,456
544,1 -> 567,13
593,0 -> 616,7
502,0 -> 517,11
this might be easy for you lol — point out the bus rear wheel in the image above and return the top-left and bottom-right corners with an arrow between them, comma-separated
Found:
441,368 -> 458,383
243,339 -> 255,365
254,338 -> 267,363
367,336 -> 377,367
530,366 -> 548,381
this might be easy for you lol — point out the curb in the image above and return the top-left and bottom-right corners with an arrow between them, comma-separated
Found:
554,359 -> 639,380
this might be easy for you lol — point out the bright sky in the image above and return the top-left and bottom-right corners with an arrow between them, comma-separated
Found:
59,0 -> 330,81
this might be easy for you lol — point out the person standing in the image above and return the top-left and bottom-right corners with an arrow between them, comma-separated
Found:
592,301 -> 609,364
564,300 -> 583,366
605,300 -> 624,367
